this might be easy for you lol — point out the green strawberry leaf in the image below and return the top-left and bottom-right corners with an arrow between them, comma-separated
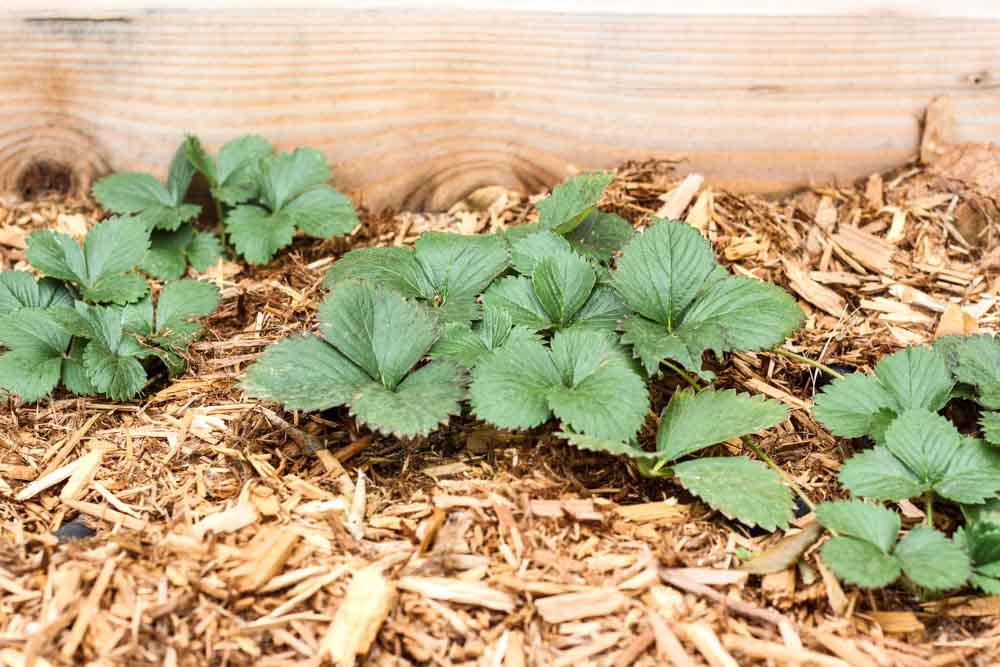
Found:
838,447 -> 925,500
0,271 -> 72,316
563,210 -> 634,263
82,339 -> 147,401
655,388 -> 788,462
62,338 -> 96,396
816,500 -> 900,553
546,329 -> 649,441
569,286 -> 630,333
413,232 -> 509,313
673,456 -> 793,531
350,361 -> 466,438
469,337 -> 562,430
619,315 -> 707,378
258,147 -> 331,212
532,252 -> 596,327
981,412 -> 1000,446
165,141 -> 196,205
0,308 -> 72,402
953,335 -> 1000,408
143,226 -> 194,280
820,537 -> 901,589
556,431 -> 661,460
482,276 -> 551,331
430,308 -> 538,368
814,373 -> 898,438
875,346 -> 953,412
323,246 -> 432,300
894,525 -> 971,591
955,521 -> 1000,593
186,231 -> 222,272
536,172 -> 614,233
612,219 -> 718,327
283,186 -> 358,238
510,231 -> 573,275
318,282 -> 438,391
226,205 -> 296,265
241,335 -> 370,411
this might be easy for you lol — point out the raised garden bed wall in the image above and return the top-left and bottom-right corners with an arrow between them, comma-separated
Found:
1,7 -> 999,211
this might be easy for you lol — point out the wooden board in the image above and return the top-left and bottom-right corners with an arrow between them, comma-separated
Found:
1,9 -> 998,211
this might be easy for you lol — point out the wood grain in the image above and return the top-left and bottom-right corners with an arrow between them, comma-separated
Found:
1,10 -> 998,211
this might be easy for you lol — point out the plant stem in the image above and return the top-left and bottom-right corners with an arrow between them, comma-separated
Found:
924,491 -> 934,528
213,198 -> 225,236
772,348 -> 845,380
742,436 -> 815,513
662,360 -> 701,390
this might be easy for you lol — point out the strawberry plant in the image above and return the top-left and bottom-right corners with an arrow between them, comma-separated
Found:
223,146 -> 358,264
956,502 -> 1000,593
502,172 -> 635,263
92,143 -> 222,280
561,389 -> 794,530
324,231 -> 509,323
0,218 -> 219,402
612,220 -> 804,379
242,281 -> 465,437
483,234 -> 628,333
431,307 -> 539,368
185,134 -> 272,207
815,500 -> 970,590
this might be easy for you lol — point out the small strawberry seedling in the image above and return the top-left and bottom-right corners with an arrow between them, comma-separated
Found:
242,281 -> 466,438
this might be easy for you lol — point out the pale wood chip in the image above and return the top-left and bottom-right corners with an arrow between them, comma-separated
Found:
63,499 -> 146,531
722,634 -> 850,667
812,631 -> 880,667
230,526 -> 300,593
534,589 -> 628,624
656,173 -> 704,220
318,567 -> 396,666
831,226 -> 894,274
743,377 -> 812,410
397,576 -> 515,612
647,611 -> 696,666
192,489 -> 258,538
816,557 -> 849,617
784,261 -> 847,317
59,450 -> 103,503
934,303 -> 979,338
869,611 -> 924,634
661,568 -> 747,587
61,556 -> 118,659
685,189 -> 713,233
615,500 -> 689,524
16,457 -> 86,502
920,96 -> 953,164
680,622 -> 739,667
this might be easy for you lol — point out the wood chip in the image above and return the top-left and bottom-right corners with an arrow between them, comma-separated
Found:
722,634 -> 850,667
920,96 -> 953,164
59,450 -> 103,502
616,500 -> 689,524
230,526 -> 300,593
397,576 -> 515,612
318,566 -> 396,666
661,568 -> 747,587
535,589 -> 628,624
934,303 -> 979,338
648,612 -> 696,667
869,611 -> 924,634
61,556 -> 117,659
831,226 -> 894,274
656,173 -> 704,220
680,622 -> 739,667
784,261 -> 847,317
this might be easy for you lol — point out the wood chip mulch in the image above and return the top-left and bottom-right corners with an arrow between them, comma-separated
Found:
3,126 -> 1000,665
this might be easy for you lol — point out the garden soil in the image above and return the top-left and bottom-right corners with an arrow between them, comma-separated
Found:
2,139 -> 1000,665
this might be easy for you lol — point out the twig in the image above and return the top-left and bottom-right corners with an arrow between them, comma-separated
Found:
661,359 -> 701,390
772,348 -> 845,381
742,437 -> 815,512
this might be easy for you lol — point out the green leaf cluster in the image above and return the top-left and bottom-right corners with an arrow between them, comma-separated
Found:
816,500 -> 970,590
560,389 -> 792,530
242,281 -> 465,438
221,146 -> 359,264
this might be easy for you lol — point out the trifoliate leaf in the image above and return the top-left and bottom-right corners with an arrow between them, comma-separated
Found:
533,252 -> 596,327
258,147 -> 331,212
814,373 -> 898,438
673,276 -> 805,359
82,338 -> 147,401
820,537 -> 901,589
894,525 -> 971,591
241,335 -> 370,411
619,315 -> 705,377
887,410 -> 1000,504
655,388 -> 788,462
479,307 -> 515,350
612,220 -> 717,327
816,500 -> 900,553
537,172 -> 614,233
187,134 -> 272,205
26,217 -> 150,304
482,277 -> 550,331
324,247 -> 432,299
673,456 -> 793,531
412,232 -> 509,311
282,186 -> 358,238
470,338 -> 563,430
981,412 -> 1000,446
0,271 -> 72,316
150,279 -> 220,352
838,447 -> 924,500
563,210 -> 634,263
0,308 -> 72,402
510,231 -> 573,276
874,346 -> 953,412
226,205 -> 295,265
318,282 -> 438,391
351,361 -> 465,438
430,308 -> 536,368
546,329 -> 648,441
93,145 -> 201,231
953,335 -> 1000,408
